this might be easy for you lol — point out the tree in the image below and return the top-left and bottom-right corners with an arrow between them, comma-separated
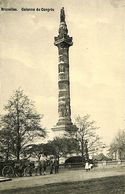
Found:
24,143 -> 45,161
0,89 -> 46,161
23,138 -> 78,163
109,129 -> 125,160
74,115 -> 103,162
45,137 -> 78,162
0,127 -> 12,161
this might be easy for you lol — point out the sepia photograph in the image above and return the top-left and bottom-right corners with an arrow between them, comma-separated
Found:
0,0 -> 125,193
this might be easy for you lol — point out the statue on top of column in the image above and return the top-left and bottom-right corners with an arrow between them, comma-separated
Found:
60,7 -> 65,23
59,7 -> 68,38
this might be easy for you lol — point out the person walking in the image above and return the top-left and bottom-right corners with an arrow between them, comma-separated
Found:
50,159 -> 54,174
85,161 -> 89,172
38,160 -> 43,175
34,161 -> 39,175
43,159 -> 47,175
54,158 -> 59,174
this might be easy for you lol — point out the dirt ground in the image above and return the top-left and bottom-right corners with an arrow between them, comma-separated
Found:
0,167 -> 125,193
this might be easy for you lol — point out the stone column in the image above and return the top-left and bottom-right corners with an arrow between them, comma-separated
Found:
57,40 -> 72,126
52,8 -> 77,134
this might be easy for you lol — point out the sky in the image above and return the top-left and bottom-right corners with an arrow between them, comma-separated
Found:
0,0 -> 125,145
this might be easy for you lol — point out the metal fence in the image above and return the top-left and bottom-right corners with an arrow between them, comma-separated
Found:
96,160 -> 125,168
60,160 -> 125,169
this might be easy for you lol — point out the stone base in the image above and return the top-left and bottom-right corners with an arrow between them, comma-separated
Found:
57,117 -> 72,126
52,123 -> 77,137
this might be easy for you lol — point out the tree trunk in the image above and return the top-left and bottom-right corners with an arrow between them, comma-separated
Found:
16,151 -> 20,161
84,140 -> 89,162
17,141 -> 21,161
6,140 -> 10,161
16,99 -> 21,161
81,138 -> 84,163
57,155 -> 60,164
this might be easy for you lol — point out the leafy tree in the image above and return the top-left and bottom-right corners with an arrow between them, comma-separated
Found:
74,115 -> 103,162
24,143 -> 54,161
45,137 -> 78,161
109,129 -> 125,160
0,89 -> 46,161
24,143 -> 44,161
23,138 -> 78,162
0,128 -> 12,160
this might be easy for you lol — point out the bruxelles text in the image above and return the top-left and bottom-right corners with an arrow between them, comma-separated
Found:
0,8 -> 54,12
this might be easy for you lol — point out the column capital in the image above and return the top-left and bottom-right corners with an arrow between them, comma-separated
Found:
54,7 -> 73,47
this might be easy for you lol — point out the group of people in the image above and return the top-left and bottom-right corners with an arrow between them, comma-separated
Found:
50,158 -> 59,174
34,158 -> 59,176
85,162 -> 93,171
31,159 -> 93,176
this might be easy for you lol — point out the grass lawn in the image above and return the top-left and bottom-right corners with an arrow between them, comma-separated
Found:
0,175 -> 125,194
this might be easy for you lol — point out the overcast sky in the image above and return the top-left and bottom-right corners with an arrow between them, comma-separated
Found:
0,0 -> 125,145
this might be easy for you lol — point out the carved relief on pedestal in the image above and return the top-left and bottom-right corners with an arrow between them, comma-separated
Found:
59,55 -> 64,63
65,104 -> 71,116
59,81 -> 69,90
63,54 -> 68,63
59,54 -> 68,63
63,48 -> 68,54
59,90 -> 70,98
59,48 -> 68,55
58,104 -> 65,117
59,74 -> 68,81
58,103 -> 71,118
59,64 -> 65,73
